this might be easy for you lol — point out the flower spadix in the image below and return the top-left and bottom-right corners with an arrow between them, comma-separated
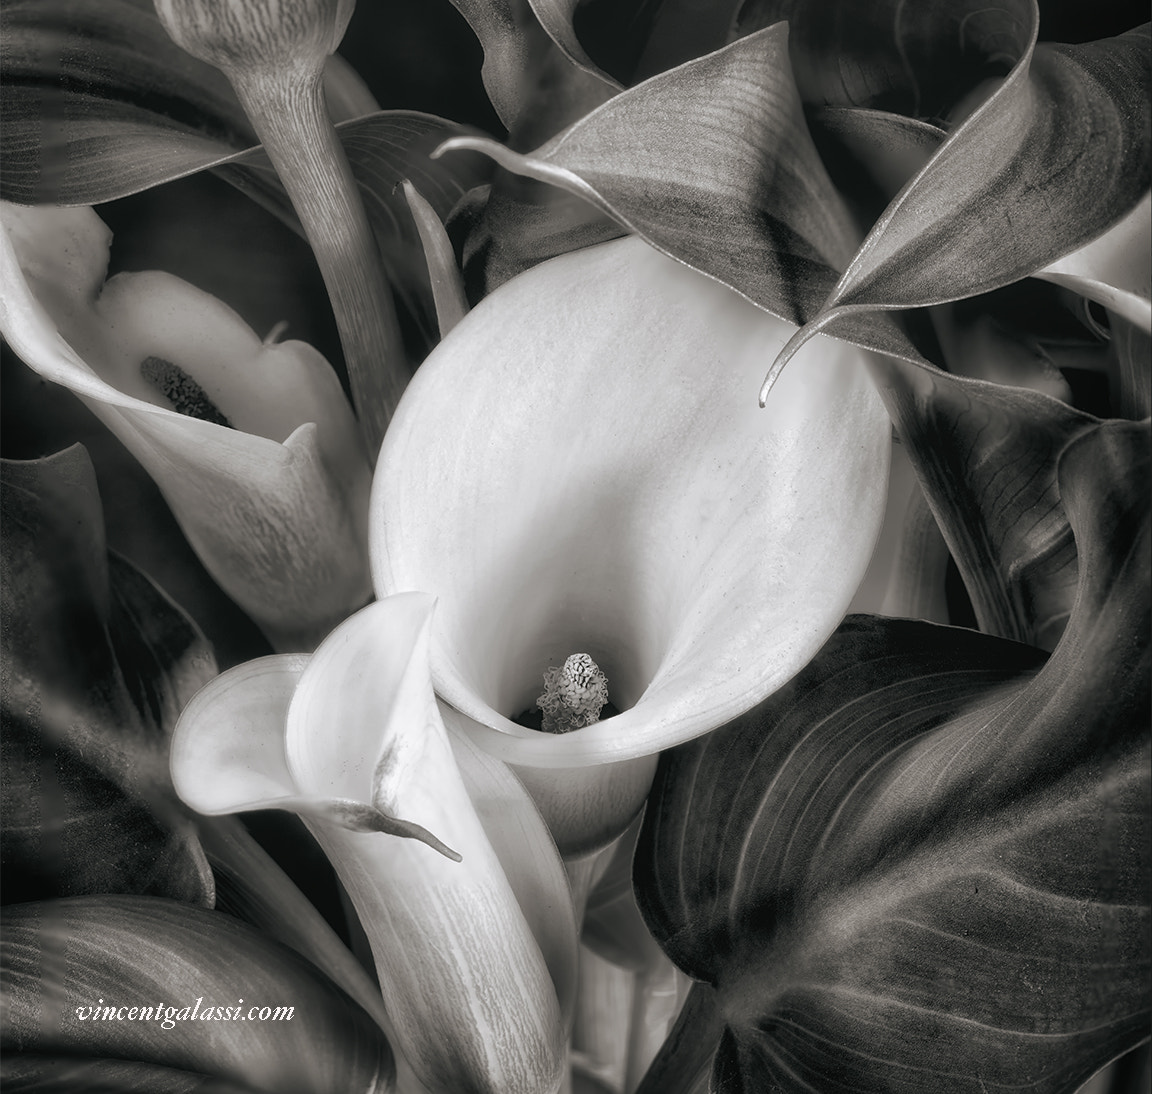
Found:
372,236 -> 891,855
0,202 -> 372,651
171,593 -> 573,1094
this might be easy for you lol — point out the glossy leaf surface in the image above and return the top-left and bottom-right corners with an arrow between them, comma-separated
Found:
634,420 -> 1151,1092
0,896 -> 394,1094
0,445 -> 213,904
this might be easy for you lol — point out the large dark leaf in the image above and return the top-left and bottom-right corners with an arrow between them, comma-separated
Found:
634,420 -> 1150,1092
1,445 -> 214,904
437,25 -> 931,368
0,896 -> 393,1094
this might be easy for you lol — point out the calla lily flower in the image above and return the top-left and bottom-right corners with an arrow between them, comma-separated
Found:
371,235 -> 891,855
170,591 -> 576,1094
0,201 -> 372,651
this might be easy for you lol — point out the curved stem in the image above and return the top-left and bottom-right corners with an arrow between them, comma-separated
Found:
232,68 -> 406,457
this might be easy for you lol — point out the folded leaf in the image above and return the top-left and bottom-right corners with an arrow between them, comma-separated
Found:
0,0 -> 254,202
446,0 -> 614,136
1,445 -> 213,904
634,419 -> 1150,1092
0,896 -> 394,1094
767,20 -> 1152,386
1,0 -> 494,355
436,25 -> 930,368
867,349 -> 1097,649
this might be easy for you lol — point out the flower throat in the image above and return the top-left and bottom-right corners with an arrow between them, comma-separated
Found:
514,652 -> 618,734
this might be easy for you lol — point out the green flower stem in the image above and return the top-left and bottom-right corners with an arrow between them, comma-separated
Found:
231,69 -> 405,457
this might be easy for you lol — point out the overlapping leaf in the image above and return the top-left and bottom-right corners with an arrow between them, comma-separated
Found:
634,419 -> 1150,1092
767,16 -> 1152,385
872,334 -> 1096,650
1,445 -> 214,904
0,896 -> 394,1094
0,0 -> 254,202
436,24 -> 931,366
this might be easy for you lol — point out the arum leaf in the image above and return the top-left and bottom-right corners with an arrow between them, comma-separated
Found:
846,439 -> 952,624
633,419 -> 1150,1092
739,0 -> 1037,120
866,344 -> 1097,649
1,0 -> 494,350
371,235 -> 890,855
436,24 -> 931,368
0,896 -> 394,1094
0,0 -> 255,203
770,21 -> 1152,385
1,1055 -> 260,1092
0,445 -> 213,904
400,180 -> 469,337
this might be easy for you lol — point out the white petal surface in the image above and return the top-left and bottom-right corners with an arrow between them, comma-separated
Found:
372,236 -> 890,768
170,655 -> 308,814
0,204 -> 372,650
284,596 -> 566,1094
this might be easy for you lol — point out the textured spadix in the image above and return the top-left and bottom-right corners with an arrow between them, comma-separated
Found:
371,235 -> 890,850
0,202 -> 371,651
171,594 -> 571,1094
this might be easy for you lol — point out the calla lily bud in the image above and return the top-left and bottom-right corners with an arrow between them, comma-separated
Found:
153,0 -> 355,75
372,235 -> 891,856
0,202 -> 372,651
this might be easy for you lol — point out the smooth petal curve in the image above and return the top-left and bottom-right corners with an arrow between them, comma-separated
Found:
444,707 -> 580,1027
286,597 -> 566,1094
373,236 -> 889,773
170,655 -> 307,816
0,204 -> 372,650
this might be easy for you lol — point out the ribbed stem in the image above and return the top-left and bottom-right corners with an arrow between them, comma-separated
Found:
231,67 -> 406,457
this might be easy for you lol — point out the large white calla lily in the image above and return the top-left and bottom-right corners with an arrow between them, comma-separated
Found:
170,592 -> 575,1094
0,201 -> 372,651
371,236 -> 891,854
